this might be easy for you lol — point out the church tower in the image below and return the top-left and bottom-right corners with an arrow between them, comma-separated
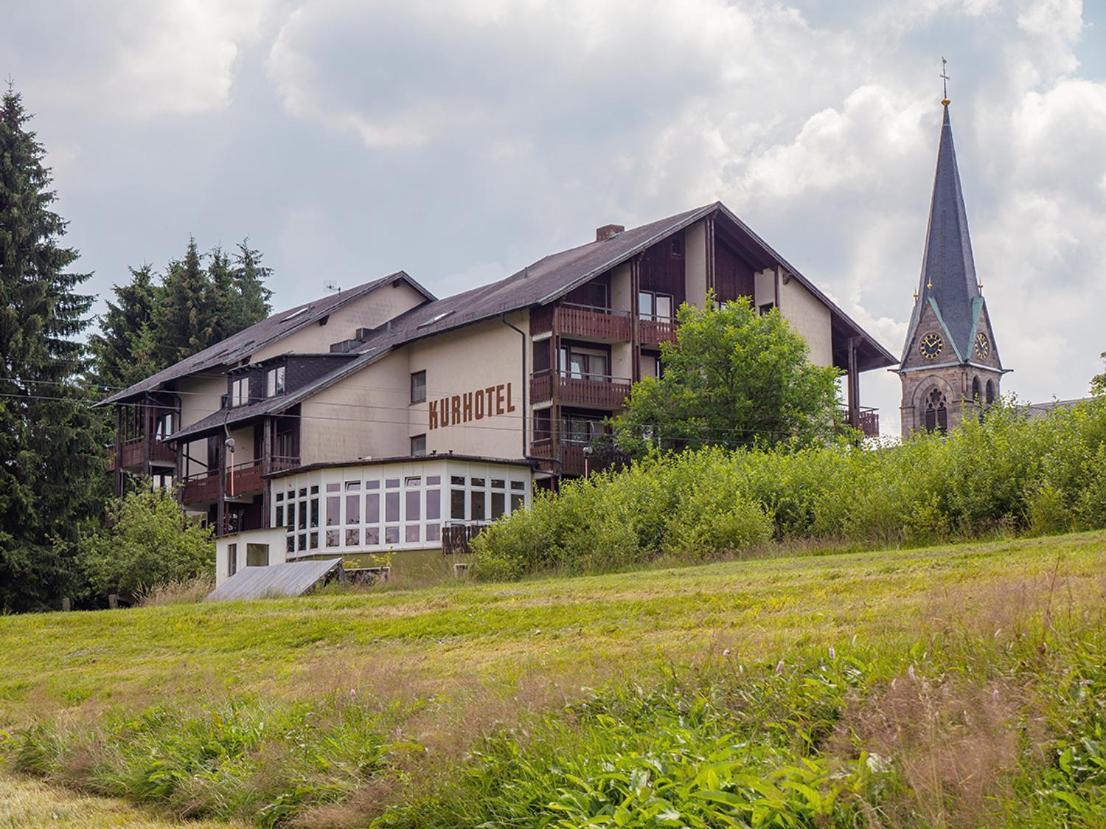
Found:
899,95 -> 1005,438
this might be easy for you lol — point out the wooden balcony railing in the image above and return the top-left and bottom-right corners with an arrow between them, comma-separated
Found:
530,369 -> 632,410
529,438 -> 624,477
442,522 -> 490,555
554,303 -> 632,341
639,315 -> 677,346
857,407 -> 880,438
180,456 -> 300,505
107,438 -> 177,471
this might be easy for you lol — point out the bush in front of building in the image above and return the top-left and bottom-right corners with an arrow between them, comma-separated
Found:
472,450 -> 773,579
80,488 -> 214,601
474,397 -> 1106,578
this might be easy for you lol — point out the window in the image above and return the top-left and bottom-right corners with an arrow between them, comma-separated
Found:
154,411 -> 176,441
345,481 -> 361,524
266,366 -> 286,397
972,377 -> 981,401
986,380 -> 995,405
558,346 -> 610,381
562,416 -> 605,445
227,543 -> 237,578
410,434 -> 427,456
923,388 -> 949,434
246,543 -> 269,567
230,377 -> 249,407
638,291 -> 674,321
758,302 -> 775,315
533,409 -> 552,442
410,370 -> 427,404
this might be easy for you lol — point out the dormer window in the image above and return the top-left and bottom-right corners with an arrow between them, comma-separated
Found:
230,377 -> 249,407
266,366 -> 286,397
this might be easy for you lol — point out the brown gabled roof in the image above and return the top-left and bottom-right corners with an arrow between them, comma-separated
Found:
153,202 -> 896,444
98,271 -> 434,405
351,201 -> 896,371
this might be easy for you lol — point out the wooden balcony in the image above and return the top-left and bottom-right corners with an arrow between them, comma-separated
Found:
530,438 -> 623,477
180,456 -> 299,506
107,438 -> 177,471
554,303 -> 631,342
639,315 -> 677,347
530,369 -> 632,410
857,407 -> 880,438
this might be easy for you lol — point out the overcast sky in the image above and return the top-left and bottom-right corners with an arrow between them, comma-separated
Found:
4,0 -> 1104,433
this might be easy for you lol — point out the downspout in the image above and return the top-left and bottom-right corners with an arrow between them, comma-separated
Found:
501,314 -> 528,458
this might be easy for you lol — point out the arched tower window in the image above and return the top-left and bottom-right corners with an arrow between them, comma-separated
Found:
985,380 -> 995,405
924,388 -> 948,433
971,377 -> 981,401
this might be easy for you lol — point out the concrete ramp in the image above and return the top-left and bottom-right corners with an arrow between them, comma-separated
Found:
206,559 -> 342,602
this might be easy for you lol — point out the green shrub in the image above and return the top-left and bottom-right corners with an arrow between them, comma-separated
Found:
476,398 -> 1106,579
79,488 -> 214,600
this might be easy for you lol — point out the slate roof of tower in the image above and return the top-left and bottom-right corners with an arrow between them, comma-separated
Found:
902,105 -> 986,364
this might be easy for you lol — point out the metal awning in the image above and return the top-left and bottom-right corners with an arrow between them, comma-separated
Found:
206,559 -> 342,602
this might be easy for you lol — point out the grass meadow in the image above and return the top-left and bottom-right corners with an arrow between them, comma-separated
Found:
2,530 -> 1105,826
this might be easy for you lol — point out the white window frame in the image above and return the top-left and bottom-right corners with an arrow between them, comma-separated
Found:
266,366 -> 286,397
230,377 -> 249,407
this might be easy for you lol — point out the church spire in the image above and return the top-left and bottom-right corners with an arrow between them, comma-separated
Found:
901,97 -> 982,364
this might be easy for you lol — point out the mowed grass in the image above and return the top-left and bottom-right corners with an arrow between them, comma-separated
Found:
0,774 -> 245,829
1,531 -> 1105,826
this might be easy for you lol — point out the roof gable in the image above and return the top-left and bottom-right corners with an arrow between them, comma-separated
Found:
100,272 -> 433,405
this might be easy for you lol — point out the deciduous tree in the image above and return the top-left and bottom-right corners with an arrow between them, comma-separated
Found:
611,295 -> 843,457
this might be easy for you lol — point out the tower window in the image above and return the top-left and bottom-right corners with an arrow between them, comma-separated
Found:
924,388 -> 948,434
971,377 -> 981,401
985,380 -> 995,405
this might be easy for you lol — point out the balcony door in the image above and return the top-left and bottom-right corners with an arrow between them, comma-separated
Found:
558,345 -> 609,381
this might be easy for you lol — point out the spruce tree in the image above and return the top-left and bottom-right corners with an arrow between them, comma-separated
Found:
230,240 -> 273,327
89,264 -> 159,390
152,238 -> 213,365
0,87 -> 108,612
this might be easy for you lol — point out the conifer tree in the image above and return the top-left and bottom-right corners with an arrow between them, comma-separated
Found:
151,238 -> 214,365
229,240 -> 273,330
0,86 -> 108,612
89,264 -> 159,390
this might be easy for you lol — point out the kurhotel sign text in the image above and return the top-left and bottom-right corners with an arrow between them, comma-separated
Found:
428,382 -> 517,430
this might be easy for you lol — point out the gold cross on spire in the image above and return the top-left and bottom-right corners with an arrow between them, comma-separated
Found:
940,57 -> 950,106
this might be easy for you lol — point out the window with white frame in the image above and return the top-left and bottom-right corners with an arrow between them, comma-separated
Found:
230,377 -> 249,407
266,366 -> 286,397
277,466 -> 527,552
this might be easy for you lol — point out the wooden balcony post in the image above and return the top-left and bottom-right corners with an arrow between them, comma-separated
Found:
261,417 -> 273,524
847,336 -> 860,429
630,255 -> 641,382
216,439 -> 227,537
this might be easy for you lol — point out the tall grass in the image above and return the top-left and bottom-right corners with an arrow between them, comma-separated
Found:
474,399 -> 1106,579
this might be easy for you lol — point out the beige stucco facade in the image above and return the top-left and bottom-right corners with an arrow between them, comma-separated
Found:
250,280 -> 426,363
778,274 -> 833,367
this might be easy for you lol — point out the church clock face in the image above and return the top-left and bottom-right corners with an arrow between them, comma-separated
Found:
919,332 -> 944,361
974,332 -> 990,360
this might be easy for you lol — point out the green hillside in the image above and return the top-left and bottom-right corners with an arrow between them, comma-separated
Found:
2,532 -> 1105,827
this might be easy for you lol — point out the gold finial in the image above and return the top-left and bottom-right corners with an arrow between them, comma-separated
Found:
913,291 -> 919,301
926,279 -> 933,290
940,57 -> 950,106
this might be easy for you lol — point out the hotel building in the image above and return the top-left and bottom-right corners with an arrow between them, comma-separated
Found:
100,202 -> 895,582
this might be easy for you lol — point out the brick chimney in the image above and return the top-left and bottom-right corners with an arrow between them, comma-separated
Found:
595,223 -> 625,242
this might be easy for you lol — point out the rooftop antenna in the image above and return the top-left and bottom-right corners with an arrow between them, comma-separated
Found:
325,281 -> 341,294
940,57 -> 950,106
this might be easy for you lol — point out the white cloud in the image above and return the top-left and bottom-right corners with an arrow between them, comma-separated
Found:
4,0 -> 272,119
